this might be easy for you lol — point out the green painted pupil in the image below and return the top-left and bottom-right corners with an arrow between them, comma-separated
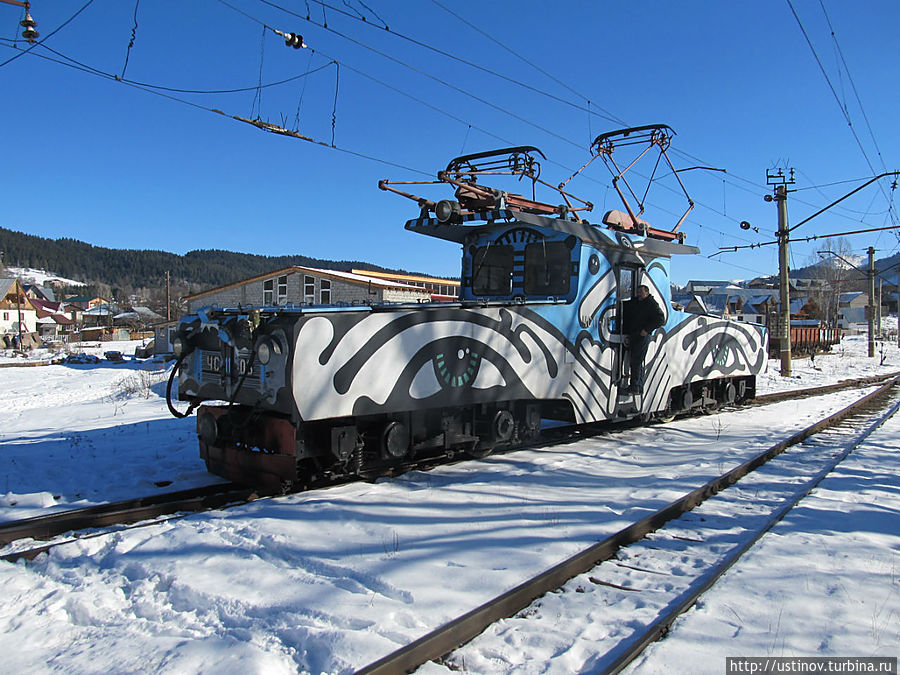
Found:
434,348 -> 480,388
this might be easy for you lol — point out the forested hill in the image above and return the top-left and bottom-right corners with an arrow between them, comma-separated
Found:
0,226 -> 401,291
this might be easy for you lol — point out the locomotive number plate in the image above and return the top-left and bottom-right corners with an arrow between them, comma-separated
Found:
201,351 -> 223,373
235,356 -> 255,377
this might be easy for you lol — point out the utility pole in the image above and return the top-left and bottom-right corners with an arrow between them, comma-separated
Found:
867,246 -> 875,357
165,271 -> 171,322
16,278 -> 23,351
767,169 -> 795,377
877,278 -> 882,338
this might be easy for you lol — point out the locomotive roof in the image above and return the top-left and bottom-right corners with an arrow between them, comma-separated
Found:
405,208 -> 701,258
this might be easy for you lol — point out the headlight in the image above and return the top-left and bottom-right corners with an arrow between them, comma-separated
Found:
173,335 -> 188,358
255,336 -> 283,365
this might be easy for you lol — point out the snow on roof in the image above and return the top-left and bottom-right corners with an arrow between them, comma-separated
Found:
839,291 -> 864,302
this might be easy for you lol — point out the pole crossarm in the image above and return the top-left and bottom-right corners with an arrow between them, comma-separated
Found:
716,222 -> 900,255
789,171 -> 900,233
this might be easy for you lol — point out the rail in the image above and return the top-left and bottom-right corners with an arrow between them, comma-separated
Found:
355,375 -> 900,674
0,483 -> 265,562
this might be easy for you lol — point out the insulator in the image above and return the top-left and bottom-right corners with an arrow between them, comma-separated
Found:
20,12 -> 38,43
283,32 -> 304,48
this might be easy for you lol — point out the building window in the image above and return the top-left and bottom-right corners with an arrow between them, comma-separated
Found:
320,279 -> 331,304
304,275 -> 316,303
263,279 -> 274,305
277,275 -> 288,304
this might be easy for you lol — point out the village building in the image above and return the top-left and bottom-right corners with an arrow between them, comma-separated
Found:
62,295 -> 108,311
1,278 -> 37,331
183,265 -> 438,313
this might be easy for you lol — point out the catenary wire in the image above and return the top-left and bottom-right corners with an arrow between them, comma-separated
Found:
0,40 -> 433,178
236,2 -> 772,246
257,0 -> 625,126
785,0 -> 896,225
259,0 -> 782,235
818,0 -> 889,176
2,3 -> 836,257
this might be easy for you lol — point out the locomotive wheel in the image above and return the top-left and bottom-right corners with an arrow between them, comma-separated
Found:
468,408 -> 517,460
492,410 -> 515,444
680,388 -> 694,412
381,421 -> 410,460
724,382 -> 736,405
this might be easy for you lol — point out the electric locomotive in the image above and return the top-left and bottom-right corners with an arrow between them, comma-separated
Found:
169,127 -> 768,488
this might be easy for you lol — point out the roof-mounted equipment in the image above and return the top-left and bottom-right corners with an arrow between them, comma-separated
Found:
379,146 -> 593,223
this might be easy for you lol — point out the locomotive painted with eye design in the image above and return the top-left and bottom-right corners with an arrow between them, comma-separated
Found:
169,126 -> 768,488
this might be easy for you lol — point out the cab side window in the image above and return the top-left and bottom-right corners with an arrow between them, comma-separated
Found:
472,245 -> 514,296
524,241 -> 570,296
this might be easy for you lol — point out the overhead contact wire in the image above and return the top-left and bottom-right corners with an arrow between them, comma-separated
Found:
785,0 -> 896,224
1,40 -> 431,178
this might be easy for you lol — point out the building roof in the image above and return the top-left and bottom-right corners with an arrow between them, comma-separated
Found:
34,308 -> 74,325
350,269 -> 460,287
30,298 -> 63,313
790,296 -> 811,314
185,265 -> 429,302
83,304 -> 117,316
0,278 -> 23,296
685,280 -> 733,288
701,295 -> 732,314
839,291 -> 865,303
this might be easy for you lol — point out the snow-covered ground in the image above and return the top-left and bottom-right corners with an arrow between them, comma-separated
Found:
0,335 -> 897,673
4,266 -> 85,287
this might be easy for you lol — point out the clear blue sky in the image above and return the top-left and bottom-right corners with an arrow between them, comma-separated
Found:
2,0 -> 899,285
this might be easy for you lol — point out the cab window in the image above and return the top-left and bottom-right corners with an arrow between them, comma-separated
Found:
472,245 -> 513,295
524,241 -> 570,296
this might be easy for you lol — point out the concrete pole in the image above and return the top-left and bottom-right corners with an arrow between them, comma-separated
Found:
877,278 -> 882,337
776,184 -> 792,376
868,246 -> 875,357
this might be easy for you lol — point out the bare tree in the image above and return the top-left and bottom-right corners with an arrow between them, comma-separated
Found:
808,238 -> 856,328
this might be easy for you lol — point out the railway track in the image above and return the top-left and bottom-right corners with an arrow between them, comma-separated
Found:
0,484 -> 265,562
752,370 -> 900,404
1,372 -> 895,566
354,375 -> 900,674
